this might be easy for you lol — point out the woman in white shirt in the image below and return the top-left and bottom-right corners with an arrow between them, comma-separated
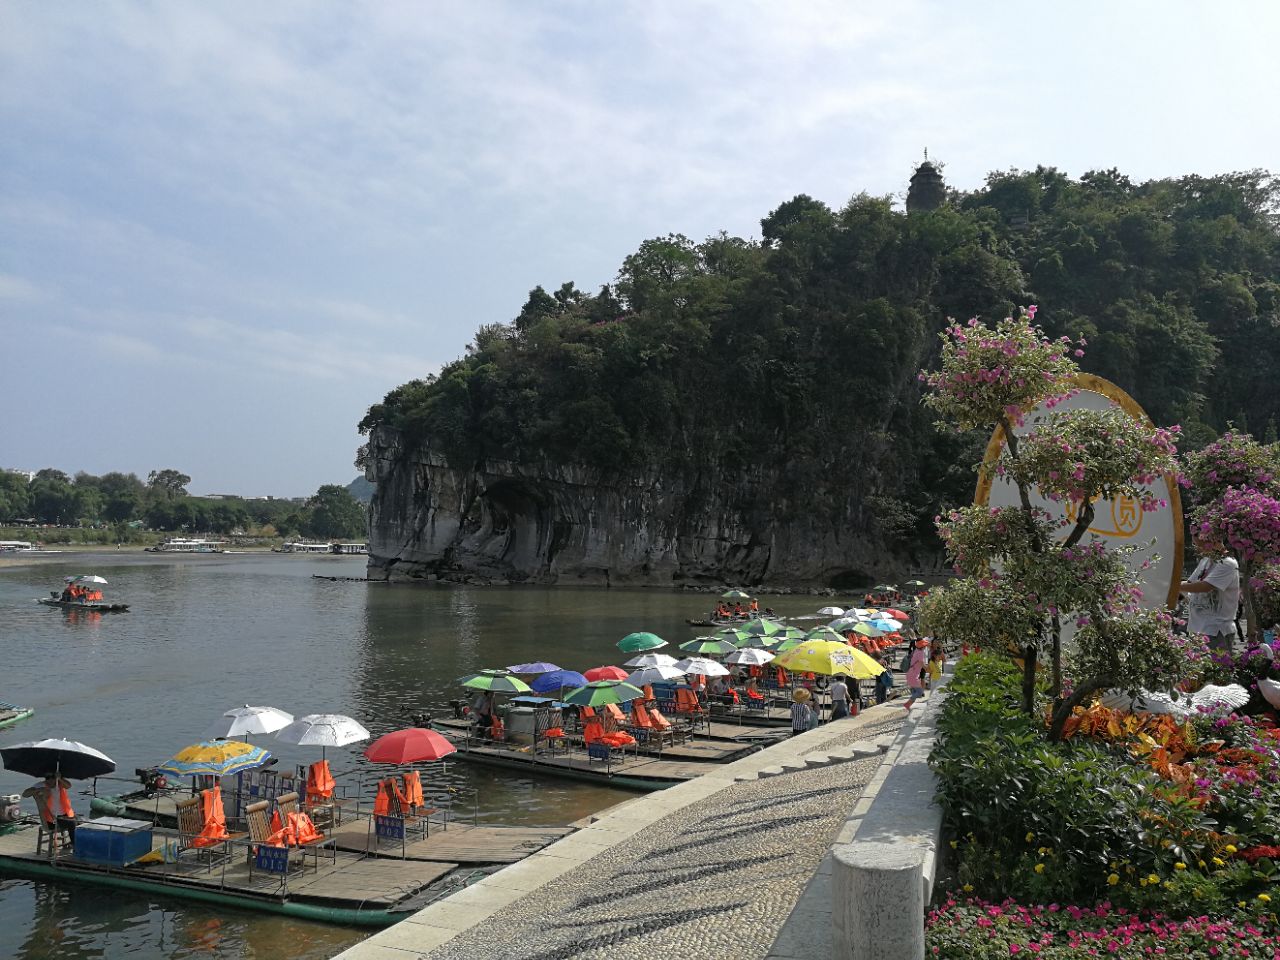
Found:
1178,532 -> 1241,655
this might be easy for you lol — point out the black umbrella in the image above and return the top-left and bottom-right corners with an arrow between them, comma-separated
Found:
1,738 -> 116,780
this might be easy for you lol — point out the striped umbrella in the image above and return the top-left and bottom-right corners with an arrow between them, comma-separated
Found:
157,739 -> 272,778
618,632 -> 666,653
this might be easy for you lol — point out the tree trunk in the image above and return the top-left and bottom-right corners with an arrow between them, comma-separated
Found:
1021,646 -> 1039,715
1239,555 -> 1258,644
1050,615 -> 1062,699
1048,677 -> 1113,741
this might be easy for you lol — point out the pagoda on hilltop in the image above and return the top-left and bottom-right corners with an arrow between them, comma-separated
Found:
906,150 -> 946,213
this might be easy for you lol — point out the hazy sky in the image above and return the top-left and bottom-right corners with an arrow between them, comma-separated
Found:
2,2 -> 1277,496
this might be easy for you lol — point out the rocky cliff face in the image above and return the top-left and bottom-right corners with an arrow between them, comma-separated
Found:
364,427 -> 914,588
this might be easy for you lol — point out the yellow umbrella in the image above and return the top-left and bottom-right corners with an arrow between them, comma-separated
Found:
774,640 -> 886,680
157,739 -> 272,777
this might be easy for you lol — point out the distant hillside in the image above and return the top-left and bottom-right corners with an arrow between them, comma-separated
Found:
346,475 -> 375,504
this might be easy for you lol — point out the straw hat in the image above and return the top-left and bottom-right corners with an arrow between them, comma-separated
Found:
792,688 -> 812,703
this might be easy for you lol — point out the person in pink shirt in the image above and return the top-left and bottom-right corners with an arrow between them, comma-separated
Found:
904,638 -> 929,710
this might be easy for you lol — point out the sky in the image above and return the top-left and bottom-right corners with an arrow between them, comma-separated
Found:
2,2 -> 1277,497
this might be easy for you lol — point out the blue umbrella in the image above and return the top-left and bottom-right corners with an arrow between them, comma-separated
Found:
530,670 -> 588,694
507,661 -> 561,674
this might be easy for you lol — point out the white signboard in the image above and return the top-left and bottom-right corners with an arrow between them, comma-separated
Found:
974,373 -> 1182,611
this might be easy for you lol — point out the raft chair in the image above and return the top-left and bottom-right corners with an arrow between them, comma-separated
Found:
244,800 -> 293,886
175,788 -> 244,871
631,701 -> 675,749
582,720 -> 633,764
367,776 -> 428,858
401,770 -> 445,834
271,792 -> 336,869
673,687 -> 709,734
646,703 -> 690,744
603,703 -> 645,742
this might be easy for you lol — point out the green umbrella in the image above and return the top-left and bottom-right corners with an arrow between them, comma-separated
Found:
805,626 -> 850,644
617,631 -> 666,653
904,580 -> 926,588
741,618 -> 787,637
459,670 -> 532,694
774,637 -> 805,653
872,584 -> 898,593
720,589 -> 752,600
713,627 -> 754,645
679,636 -> 737,656
561,681 -> 646,707
737,634 -> 782,650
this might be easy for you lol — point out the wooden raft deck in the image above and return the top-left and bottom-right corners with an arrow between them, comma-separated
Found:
0,824 -> 461,919
442,742 -> 713,790
325,822 -> 574,862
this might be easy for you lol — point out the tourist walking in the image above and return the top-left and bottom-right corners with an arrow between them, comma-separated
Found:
790,688 -> 813,736
1179,531 -> 1241,655
904,639 -> 928,710
829,676 -> 851,720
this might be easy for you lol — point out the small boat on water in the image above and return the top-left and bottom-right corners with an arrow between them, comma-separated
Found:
0,701 -> 34,730
36,574 -> 129,612
145,538 -> 227,554
38,596 -> 130,612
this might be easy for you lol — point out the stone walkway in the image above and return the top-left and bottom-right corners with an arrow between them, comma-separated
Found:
339,705 -> 906,960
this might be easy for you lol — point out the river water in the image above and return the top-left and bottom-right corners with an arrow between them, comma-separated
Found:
0,552 -> 763,959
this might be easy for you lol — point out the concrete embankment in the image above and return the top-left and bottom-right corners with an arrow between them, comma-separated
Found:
336,704 -> 913,960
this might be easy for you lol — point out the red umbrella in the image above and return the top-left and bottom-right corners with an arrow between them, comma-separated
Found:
363,728 -> 457,765
882,608 -> 910,621
584,665 -> 629,682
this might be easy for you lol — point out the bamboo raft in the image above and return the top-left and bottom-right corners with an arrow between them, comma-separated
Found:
0,701 -> 34,730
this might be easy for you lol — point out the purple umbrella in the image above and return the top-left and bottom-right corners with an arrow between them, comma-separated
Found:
530,670 -> 588,694
507,661 -> 561,675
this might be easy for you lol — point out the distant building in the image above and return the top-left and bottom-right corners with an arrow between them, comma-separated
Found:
906,154 -> 946,213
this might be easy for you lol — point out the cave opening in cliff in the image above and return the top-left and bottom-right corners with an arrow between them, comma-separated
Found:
480,480 -> 551,566
827,569 -> 871,591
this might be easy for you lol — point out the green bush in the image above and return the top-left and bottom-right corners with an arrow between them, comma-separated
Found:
934,654 -> 1222,908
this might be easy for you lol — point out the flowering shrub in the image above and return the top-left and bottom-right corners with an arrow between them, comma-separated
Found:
920,310 -> 1080,432
926,897 -> 1280,958
919,308 -> 1190,728
1184,431 -> 1280,504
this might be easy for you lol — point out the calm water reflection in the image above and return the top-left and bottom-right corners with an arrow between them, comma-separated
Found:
0,552 -> 759,959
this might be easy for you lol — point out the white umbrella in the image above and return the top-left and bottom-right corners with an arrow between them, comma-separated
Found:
674,657 -> 730,677
817,606 -> 844,617
207,705 -> 294,739
68,575 -> 108,584
725,648 -> 776,665
626,665 -> 687,685
623,652 -> 680,668
275,713 -> 370,761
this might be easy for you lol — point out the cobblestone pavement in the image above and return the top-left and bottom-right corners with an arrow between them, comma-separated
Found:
421,711 -> 905,960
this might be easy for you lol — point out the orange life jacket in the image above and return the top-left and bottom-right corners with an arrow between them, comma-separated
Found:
40,784 -> 75,825
402,771 -> 424,809
372,778 -> 393,816
306,760 -> 335,803
191,786 -> 229,847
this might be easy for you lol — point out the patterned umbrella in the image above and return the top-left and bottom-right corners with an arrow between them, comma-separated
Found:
157,739 -> 272,778
741,619 -> 787,637
720,589 -> 752,600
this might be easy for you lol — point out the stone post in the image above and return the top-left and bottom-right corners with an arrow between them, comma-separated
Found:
831,840 -> 925,960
